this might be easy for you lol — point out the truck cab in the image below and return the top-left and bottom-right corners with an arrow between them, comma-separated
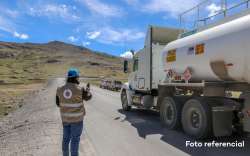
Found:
121,26 -> 180,110
124,26 -> 180,93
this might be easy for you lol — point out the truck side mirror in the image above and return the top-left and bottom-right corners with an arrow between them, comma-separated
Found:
123,60 -> 128,73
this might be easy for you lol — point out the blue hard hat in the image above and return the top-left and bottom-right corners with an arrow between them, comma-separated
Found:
67,68 -> 80,78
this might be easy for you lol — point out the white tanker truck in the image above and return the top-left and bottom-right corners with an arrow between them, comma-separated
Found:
121,1 -> 250,139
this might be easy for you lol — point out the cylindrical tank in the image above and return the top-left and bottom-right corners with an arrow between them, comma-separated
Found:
162,13 -> 250,83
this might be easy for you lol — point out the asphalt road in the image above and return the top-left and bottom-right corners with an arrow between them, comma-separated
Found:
85,83 -> 250,156
1,78 -> 250,156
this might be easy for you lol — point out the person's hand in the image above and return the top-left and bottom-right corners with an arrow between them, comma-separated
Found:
86,83 -> 90,92
83,83 -> 92,101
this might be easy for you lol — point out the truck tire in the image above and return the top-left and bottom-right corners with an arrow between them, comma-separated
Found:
181,98 -> 212,139
160,97 -> 182,130
121,90 -> 131,111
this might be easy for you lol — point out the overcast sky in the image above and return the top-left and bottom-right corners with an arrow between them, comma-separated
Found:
0,0 -> 230,57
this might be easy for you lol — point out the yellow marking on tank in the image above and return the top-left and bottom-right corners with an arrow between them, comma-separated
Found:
166,49 -> 176,62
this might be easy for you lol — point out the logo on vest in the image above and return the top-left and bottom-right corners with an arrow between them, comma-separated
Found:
63,89 -> 72,99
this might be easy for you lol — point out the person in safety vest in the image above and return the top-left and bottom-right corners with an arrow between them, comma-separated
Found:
56,68 -> 92,156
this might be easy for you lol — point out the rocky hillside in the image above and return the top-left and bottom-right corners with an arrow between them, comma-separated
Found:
0,41 -> 128,117
0,41 -> 127,84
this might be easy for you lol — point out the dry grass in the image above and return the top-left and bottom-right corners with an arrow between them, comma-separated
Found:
0,83 -> 44,117
0,41 -> 128,117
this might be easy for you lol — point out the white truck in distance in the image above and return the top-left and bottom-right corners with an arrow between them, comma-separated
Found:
121,1 -> 250,139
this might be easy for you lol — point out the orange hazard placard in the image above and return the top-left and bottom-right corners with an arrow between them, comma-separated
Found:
166,49 -> 176,62
195,44 -> 205,55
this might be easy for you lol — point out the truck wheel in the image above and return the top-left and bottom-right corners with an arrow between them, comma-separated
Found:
181,98 -> 212,139
121,90 -> 131,111
160,97 -> 182,130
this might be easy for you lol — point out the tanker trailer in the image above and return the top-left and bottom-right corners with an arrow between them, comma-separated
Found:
121,2 -> 250,139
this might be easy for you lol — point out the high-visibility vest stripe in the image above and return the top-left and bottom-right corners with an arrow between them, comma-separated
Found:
60,103 -> 83,108
57,83 -> 86,123
61,112 -> 84,117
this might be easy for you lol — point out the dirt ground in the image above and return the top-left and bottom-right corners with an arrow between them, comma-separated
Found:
0,79 -> 96,156
0,83 -> 44,117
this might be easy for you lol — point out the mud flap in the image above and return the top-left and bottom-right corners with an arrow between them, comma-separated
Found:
212,106 -> 233,137
241,92 -> 250,132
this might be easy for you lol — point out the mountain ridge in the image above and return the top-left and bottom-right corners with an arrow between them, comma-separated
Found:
0,40 -> 126,85
0,40 -> 118,58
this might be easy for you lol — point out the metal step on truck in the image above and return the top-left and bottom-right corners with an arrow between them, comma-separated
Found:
120,0 -> 250,139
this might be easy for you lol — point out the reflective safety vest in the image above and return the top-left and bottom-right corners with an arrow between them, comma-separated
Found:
56,83 -> 86,123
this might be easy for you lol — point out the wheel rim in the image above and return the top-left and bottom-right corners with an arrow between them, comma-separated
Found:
162,100 -> 175,124
190,109 -> 201,129
166,105 -> 174,121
